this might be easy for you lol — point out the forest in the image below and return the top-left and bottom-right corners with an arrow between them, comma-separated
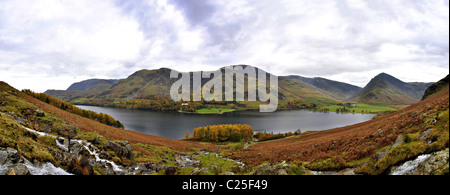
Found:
186,124 -> 254,142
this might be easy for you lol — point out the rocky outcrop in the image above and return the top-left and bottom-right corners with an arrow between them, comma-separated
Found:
253,161 -> 291,175
0,148 -> 30,175
106,141 -> 134,160
390,149 -> 449,175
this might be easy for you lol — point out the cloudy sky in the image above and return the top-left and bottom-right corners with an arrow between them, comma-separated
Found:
0,0 -> 449,92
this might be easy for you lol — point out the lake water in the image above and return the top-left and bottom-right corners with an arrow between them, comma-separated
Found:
77,105 -> 377,140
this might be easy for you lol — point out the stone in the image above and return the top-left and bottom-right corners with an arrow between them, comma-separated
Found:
6,168 -> 16,175
14,117 -> 26,125
373,129 -> 383,136
253,161 -> 290,175
392,135 -> 405,148
6,148 -> 21,164
413,149 -> 449,175
35,109 -> 45,117
419,129 -> 432,140
189,168 -> 209,175
106,141 -> 134,160
165,166 -> 177,175
9,164 -> 30,175
0,149 -> 7,165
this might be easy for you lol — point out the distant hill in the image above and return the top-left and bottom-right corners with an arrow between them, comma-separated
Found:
45,79 -> 120,101
67,79 -> 119,91
350,73 -> 433,105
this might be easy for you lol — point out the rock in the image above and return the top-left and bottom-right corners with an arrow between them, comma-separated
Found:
224,171 -> 235,175
253,161 -> 291,175
91,136 -> 102,145
189,168 -> 209,175
6,148 -> 21,164
419,129 -> 432,140
6,168 -> 16,175
69,141 -> 84,156
106,141 -> 134,160
392,135 -> 405,148
8,164 -> 30,175
165,166 -> 177,175
14,117 -> 26,125
375,150 -> 389,161
35,109 -> 45,117
175,155 -> 200,168
373,129 -> 383,136
0,149 -> 7,165
68,156 -> 94,175
56,125 -> 77,138
413,149 -> 449,175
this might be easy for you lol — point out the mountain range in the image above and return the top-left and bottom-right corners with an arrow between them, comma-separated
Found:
45,65 -> 435,106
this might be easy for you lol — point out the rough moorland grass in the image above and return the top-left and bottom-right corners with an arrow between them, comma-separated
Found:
355,108 -> 449,175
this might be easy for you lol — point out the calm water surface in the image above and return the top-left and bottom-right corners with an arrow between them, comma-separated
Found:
77,105 -> 376,139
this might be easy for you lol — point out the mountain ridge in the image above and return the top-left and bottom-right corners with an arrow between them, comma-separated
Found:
44,66 -> 434,106
349,73 -> 433,105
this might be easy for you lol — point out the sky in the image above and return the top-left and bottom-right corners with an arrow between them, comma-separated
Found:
0,0 -> 449,92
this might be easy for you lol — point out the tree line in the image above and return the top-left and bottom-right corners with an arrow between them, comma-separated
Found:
254,130 -> 302,142
185,124 -> 253,142
22,90 -> 124,129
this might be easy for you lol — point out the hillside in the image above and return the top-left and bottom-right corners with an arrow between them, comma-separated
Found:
1,81 -> 222,175
229,75 -> 449,175
422,74 -> 449,100
350,73 -> 433,105
282,76 -> 362,100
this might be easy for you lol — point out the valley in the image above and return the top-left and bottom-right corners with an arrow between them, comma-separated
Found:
1,73 -> 448,175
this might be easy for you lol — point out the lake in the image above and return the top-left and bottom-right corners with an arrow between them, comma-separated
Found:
77,105 -> 377,140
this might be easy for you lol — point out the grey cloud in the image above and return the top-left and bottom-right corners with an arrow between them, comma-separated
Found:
169,0 -> 217,26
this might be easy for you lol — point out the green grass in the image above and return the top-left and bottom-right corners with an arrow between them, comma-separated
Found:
320,103 -> 397,114
196,108 -> 235,114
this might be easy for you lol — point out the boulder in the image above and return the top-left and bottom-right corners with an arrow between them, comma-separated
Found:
56,125 -> 77,139
106,141 -> 134,160
413,149 -> 449,175
175,155 -> 200,168
7,164 -> 30,175
35,109 -> 45,117
253,161 -> 291,175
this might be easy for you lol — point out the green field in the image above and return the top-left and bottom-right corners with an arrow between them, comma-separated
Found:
320,103 -> 397,114
196,108 -> 236,114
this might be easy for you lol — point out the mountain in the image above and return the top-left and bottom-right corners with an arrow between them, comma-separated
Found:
350,73 -> 434,105
44,65 -> 364,107
281,75 -> 362,100
94,68 -> 174,101
44,66 -> 433,107
45,79 -> 120,102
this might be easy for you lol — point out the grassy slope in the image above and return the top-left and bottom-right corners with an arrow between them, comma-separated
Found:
320,103 -> 397,114
228,84 -> 449,174
1,82 -> 211,152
